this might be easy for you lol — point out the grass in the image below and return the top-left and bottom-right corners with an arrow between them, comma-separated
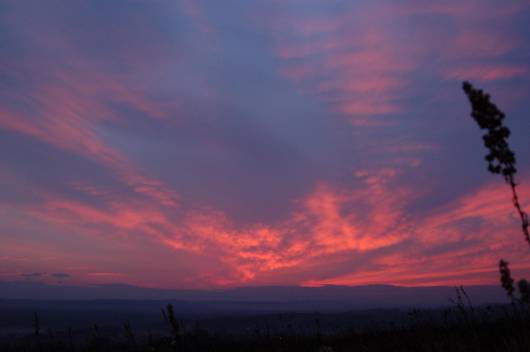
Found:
2,302 -> 530,352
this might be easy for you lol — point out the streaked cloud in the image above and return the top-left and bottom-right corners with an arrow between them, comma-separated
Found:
0,0 -> 529,289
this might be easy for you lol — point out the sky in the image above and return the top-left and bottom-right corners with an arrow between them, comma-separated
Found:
1,0 -> 530,290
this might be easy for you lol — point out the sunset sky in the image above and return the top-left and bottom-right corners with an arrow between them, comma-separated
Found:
1,0 -> 530,289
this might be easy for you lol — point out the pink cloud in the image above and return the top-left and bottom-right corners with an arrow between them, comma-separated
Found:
2,0 -> 530,290
3,153 -> 530,287
267,0 -> 530,125
446,65 -> 529,81
0,67 -> 179,208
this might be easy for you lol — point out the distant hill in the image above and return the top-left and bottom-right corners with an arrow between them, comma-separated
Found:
0,281 -> 508,310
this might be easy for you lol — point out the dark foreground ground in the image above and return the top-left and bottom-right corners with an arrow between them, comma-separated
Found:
2,302 -> 530,351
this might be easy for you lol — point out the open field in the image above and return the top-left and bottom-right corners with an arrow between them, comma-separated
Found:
2,299 -> 530,352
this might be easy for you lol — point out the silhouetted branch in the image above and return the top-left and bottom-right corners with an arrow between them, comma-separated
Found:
33,311 -> 40,337
163,303 -> 181,348
462,81 -> 529,246
499,259 -> 515,300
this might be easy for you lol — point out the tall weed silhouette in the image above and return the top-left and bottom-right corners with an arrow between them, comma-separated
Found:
462,81 -> 529,302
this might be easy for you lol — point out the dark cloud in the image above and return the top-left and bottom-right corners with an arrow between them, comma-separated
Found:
22,272 -> 44,278
51,272 -> 71,279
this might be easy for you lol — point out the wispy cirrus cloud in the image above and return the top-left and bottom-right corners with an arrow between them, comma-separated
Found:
0,0 -> 529,289
266,0 -> 530,125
